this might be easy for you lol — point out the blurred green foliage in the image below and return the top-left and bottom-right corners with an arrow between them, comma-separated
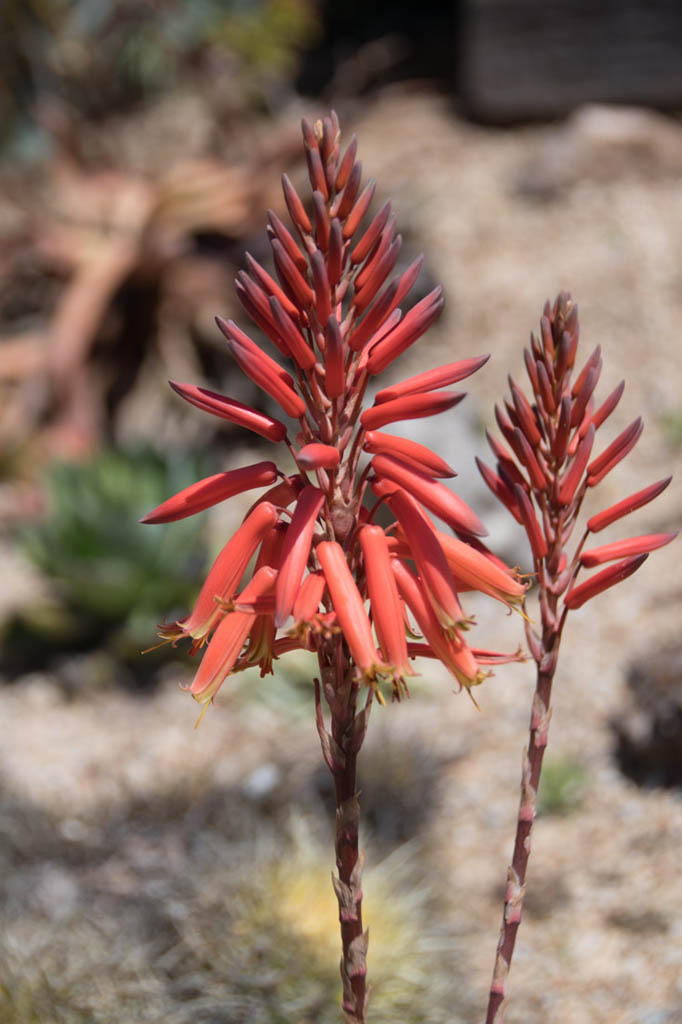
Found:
537,755 -> 588,817
4,448 -> 209,674
0,0 -> 319,151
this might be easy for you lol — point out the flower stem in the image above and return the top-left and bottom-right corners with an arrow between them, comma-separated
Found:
315,652 -> 372,1023
485,654 -> 556,1024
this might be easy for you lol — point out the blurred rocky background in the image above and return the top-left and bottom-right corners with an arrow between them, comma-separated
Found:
1,2 -> 682,1022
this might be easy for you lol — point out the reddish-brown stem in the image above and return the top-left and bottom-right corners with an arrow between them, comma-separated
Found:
315,650 -> 371,1023
485,659 -> 556,1024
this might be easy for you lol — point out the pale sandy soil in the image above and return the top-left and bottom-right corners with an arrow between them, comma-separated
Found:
2,89 -> 682,1023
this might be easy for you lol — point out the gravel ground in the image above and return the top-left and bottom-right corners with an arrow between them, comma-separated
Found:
2,88 -> 682,1023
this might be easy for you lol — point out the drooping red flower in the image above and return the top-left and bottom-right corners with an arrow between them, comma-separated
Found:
144,113 -> 525,711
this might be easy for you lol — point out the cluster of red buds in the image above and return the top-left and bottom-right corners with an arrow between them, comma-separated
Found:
142,112 -> 527,714
479,292 -> 675,1024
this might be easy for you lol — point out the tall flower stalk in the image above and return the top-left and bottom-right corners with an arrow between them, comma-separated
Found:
142,112 -> 525,1022
479,292 -> 675,1024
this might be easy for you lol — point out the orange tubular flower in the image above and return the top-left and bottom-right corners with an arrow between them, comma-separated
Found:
275,486 -> 325,628
317,540 -> 385,681
359,525 -> 413,688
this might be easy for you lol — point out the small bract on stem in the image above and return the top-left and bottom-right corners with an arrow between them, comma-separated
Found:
479,293 -> 675,1024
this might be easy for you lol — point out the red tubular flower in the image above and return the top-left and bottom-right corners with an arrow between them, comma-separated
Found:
579,532 -> 676,568
374,355 -> 490,405
359,525 -> 413,684
366,287 -> 444,374
163,501 -> 279,644
364,430 -> 456,478
169,381 -> 287,442
187,567 -> 277,706
275,486 -> 325,628
317,540 -> 385,680
373,453 -> 487,537
140,462 -> 278,524
297,443 -> 340,470
388,489 -> 465,630
587,476 -> 672,533
360,390 -> 465,432
564,554 -> 649,609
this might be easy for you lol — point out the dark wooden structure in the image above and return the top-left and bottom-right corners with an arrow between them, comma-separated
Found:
460,0 -> 682,122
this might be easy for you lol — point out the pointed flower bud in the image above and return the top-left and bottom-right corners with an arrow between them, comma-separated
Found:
580,532 -> 676,568
564,553 -> 649,609
140,462 -> 278,524
360,390 -> 465,433
297,443 -> 340,470
360,525 -> 413,680
364,430 -> 456,478
373,453 -> 487,536
169,381 -> 287,442
587,476 -> 672,533
374,355 -> 489,405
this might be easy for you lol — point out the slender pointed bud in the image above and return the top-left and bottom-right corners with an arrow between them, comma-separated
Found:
271,238 -> 314,309
551,395 -> 572,460
317,541 -> 384,677
168,502 -> 278,642
268,296 -> 316,370
513,427 -> 547,491
476,457 -> 523,523
580,532 -> 676,568
587,476 -> 673,533
321,119 -> 338,189
306,146 -> 329,200
244,253 -> 300,322
434,528 -> 527,606
267,210 -> 308,273
335,160 -> 362,220
223,332 -> 306,420
301,116 -> 318,150
374,453 -> 487,536
364,431 -> 456,478
187,567 -> 277,705
354,214 -> 396,290
297,442 -> 340,470
509,378 -> 542,447
343,180 -> 376,239
540,315 -> 555,358
536,360 -> 556,412
591,379 -> 625,430
514,484 -> 548,561
366,287 -> 443,373
281,173 -> 312,234
274,486 -> 325,628
325,315 -> 345,398
570,366 -> 598,428
524,349 -> 539,393
572,345 -> 601,398
327,218 -> 344,286
389,489 -> 465,627
292,569 -> 326,626
168,381 -> 287,442
361,389 -> 465,432
335,134 -> 357,191
564,553 -> 649,609
494,402 -> 516,448
558,423 -> 595,504
235,272 -> 283,343
312,190 -> 330,250
587,417 -> 643,486
360,526 -> 413,676
311,249 -> 332,323
554,330 -> 572,382
347,279 -> 400,352
351,201 -> 392,265
375,355 -> 490,405
216,317 -> 294,385
353,237 -> 401,313
141,462 -> 278,524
